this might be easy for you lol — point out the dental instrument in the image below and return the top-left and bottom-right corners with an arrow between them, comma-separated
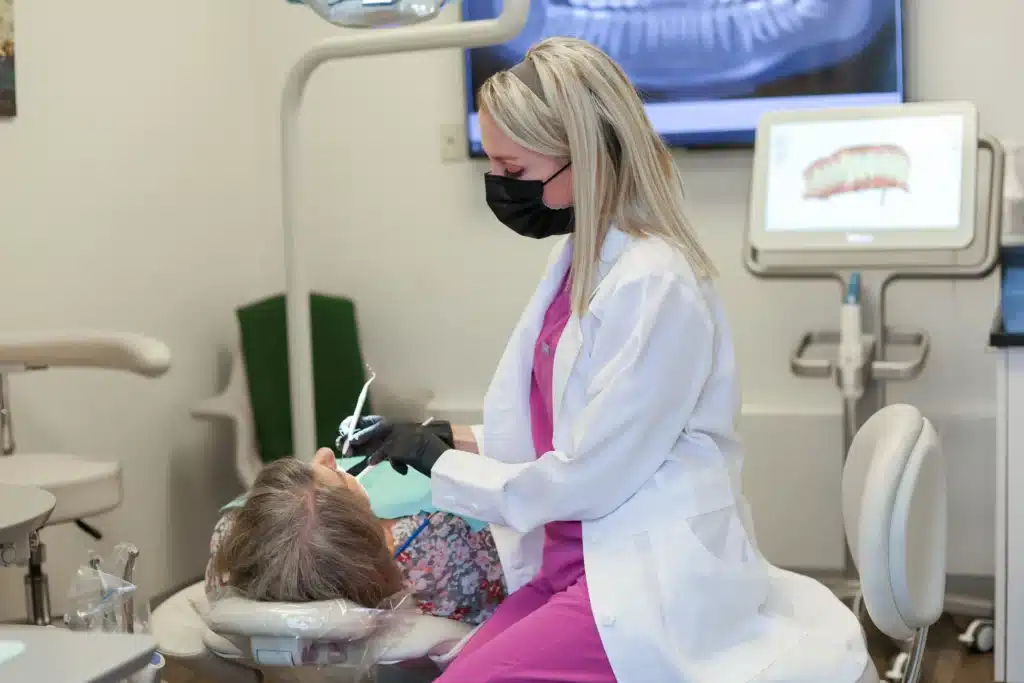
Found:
837,272 -> 868,440
340,366 -> 376,457
744,100 -> 1004,679
393,513 -> 433,558
1,544 -> 162,683
357,416 -> 434,481
120,544 -> 140,634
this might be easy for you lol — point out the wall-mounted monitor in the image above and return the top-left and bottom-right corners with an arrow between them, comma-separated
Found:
463,0 -> 905,155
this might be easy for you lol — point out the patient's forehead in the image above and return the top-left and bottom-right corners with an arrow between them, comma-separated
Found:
311,461 -> 370,505
312,463 -> 344,488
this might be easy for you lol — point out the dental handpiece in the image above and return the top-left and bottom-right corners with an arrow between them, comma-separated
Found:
341,369 -> 376,457
356,417 -> 434,481
120,544 -> 140,633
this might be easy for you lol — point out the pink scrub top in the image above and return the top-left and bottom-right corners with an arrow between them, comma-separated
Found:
529,272 -> 585,590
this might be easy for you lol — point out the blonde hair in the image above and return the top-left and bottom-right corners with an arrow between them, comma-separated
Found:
479,37 -> 716,314
213,458 -> 404,606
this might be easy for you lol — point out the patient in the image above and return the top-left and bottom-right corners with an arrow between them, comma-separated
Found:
206,450 -> 505,625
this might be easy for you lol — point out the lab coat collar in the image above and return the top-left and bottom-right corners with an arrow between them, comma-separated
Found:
596,226 -> 629,282
550,226 -> 629,427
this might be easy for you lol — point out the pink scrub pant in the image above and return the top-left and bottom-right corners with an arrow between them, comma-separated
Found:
435,573 -> 617,683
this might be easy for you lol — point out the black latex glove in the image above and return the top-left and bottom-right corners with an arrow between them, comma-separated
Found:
341,417 -> 454,472
338,416 -> 454,461
370,422 -> 453,478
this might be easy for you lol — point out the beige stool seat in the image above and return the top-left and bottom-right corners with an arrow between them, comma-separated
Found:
0,454 -> 121,526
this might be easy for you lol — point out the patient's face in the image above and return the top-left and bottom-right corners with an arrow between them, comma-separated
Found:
312,448 -> 370,505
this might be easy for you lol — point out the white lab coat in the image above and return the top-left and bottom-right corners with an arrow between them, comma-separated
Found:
432,229 -> 872,683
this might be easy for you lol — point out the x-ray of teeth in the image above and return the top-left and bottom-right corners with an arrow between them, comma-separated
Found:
463,0 -> 902,150
465,0 -> 898,100
803,144 -> 910,202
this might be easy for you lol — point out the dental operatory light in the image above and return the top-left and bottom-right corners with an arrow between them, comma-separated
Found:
304,0 -> 447,28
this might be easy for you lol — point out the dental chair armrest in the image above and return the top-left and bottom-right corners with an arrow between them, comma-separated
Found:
191,394 -> 240,421
379,616 -> 476,665
0,331 -> 171,377
192,347 -> 250,423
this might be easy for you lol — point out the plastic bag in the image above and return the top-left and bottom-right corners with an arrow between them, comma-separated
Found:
63,543 -> 165,682
202,587 -> 420,680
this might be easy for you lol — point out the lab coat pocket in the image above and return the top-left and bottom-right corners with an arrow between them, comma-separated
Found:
652,506 -> 772,667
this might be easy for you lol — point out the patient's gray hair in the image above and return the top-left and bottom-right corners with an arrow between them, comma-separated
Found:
214,458 -> 404,606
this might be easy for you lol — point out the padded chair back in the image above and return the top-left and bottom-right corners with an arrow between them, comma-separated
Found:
842,404 -> 946,641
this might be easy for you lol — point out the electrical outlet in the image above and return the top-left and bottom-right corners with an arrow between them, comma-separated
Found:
440,123 -> 464,163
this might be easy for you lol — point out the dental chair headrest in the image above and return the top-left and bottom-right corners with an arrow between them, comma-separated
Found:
206,595 -> 380,640
203,592 -> 475,668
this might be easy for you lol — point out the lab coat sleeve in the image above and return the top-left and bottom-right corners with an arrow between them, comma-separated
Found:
432,271 -> 715,532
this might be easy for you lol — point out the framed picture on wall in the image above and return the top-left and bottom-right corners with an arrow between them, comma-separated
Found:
0,0 -> 14,117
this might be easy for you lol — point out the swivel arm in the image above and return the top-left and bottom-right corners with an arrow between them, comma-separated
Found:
0,331 -> 171,377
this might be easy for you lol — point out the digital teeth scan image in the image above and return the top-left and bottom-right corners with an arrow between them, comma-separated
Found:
803,144 -> 911,202
464,0 -> 904,151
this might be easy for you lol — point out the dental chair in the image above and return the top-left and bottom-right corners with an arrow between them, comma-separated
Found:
151,581 -> 473,683
842,403 -> 947,683
150,346 -> 462,681
0,331 -> 171,625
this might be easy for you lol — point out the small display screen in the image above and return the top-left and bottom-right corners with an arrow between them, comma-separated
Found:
762,114 -> 965,233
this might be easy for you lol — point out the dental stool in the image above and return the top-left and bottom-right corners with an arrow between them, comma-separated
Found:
0,332 -> 170,625
150,581 -> 474,682
843,404 -> 946,683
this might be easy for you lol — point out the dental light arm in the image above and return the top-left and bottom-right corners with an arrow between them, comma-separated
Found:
0,484 -> 55,567
0,331 -> 171,378
282,0 -> 529,459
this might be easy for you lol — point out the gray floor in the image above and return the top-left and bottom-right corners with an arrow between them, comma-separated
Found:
866,615 -> 993,683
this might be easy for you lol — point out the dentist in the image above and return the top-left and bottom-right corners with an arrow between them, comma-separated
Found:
343,37 -> 871,683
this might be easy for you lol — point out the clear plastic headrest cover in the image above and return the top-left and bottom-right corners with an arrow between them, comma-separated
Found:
200,588 -> 421,676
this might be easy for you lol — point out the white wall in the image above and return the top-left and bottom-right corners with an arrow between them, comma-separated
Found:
0,0 -> 1019,618
0,0 -> 283,616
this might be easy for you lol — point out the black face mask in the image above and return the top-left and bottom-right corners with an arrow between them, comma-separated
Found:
485,163 -> 573,239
